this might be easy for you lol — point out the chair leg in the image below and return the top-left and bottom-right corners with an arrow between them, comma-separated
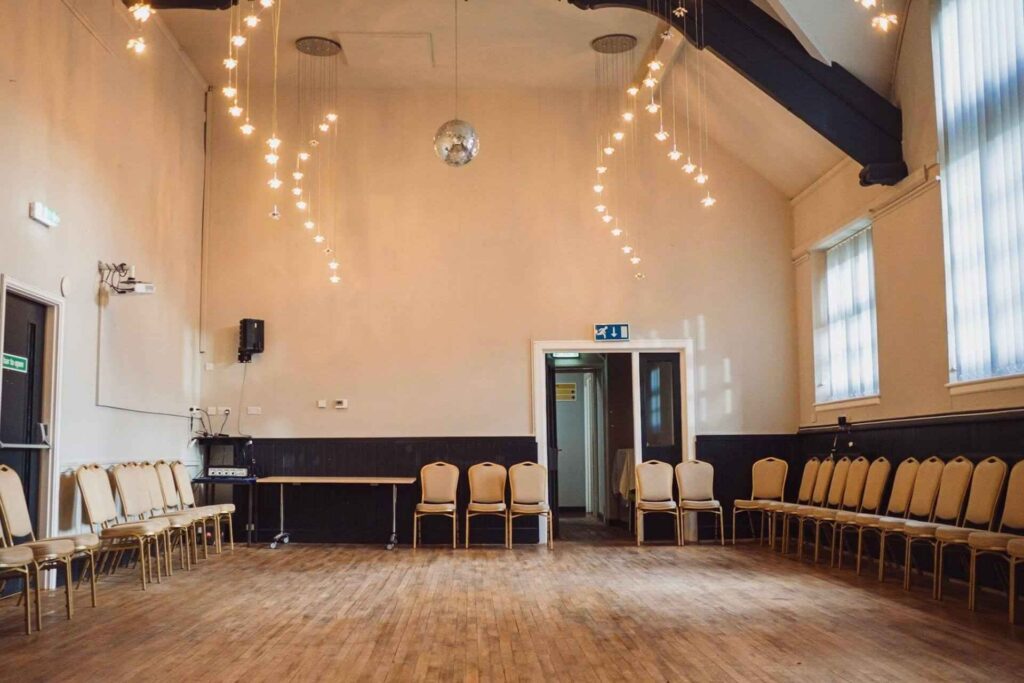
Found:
933,542 -> 943,600
547,513 -> 554,549
412,514 -> 418,549
637,509 -> 643,546
675,512 -> 682,547
813,522 -> 821,564
731,509 -> 737,545
719,509 -> 725,546
797,519 -> 805,561
64,558 -> 74,620
856,528 -> 865,576
968,549 -> 977,611
34,564 -> 43,632
22,569 -> 32,635
878,532 -> 887,582
464,511 -> 470,549
227,513 -> 235,551
1010,557 -> 1018,625
834,526 -> 843,569
506,514 -> 512,549
903,538 -> 914,590
452,514 -> 457,549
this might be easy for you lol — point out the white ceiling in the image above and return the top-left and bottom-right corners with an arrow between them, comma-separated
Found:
160,0 -> 908,197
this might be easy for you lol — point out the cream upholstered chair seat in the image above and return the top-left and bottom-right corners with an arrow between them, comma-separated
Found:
638,499 -> 677,511
468,501 -> 506,513
417,502 -> 457,513
876,516 -> 910,531
22,538 -> 76,560
69,532 -> 101,551
901,520 -> 945,537
99,520 -> 165,539
681,499 -> 721,510
0,545 -> 33,567
511,502 -> 549,514
934,525 -> 974,542
734,499 -> 776,510
968,531 -> 1022,551
834,510 -> 859,523
807,508 -> 840,520
1008,538 -> 1024,558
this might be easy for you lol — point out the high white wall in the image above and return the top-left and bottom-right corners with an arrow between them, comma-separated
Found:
792,0 -> 1024,427
0,1 -> 207,533
201,86 -> 799,438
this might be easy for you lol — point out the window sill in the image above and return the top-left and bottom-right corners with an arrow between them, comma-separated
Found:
947,374 -> 1024,396
813,395 -> 881,412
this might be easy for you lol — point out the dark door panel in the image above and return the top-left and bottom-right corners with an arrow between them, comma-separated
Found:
639,353 -> 682,463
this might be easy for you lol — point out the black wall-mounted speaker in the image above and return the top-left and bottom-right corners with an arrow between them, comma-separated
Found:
238,318 -> 264,363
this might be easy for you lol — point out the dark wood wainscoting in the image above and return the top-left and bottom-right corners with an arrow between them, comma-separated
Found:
241,437 -> 538,545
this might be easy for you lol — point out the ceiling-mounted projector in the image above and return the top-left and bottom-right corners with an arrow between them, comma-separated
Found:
99,262 -> 156,295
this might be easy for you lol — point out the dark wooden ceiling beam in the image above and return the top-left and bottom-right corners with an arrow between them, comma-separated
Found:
570,0 -> 908,186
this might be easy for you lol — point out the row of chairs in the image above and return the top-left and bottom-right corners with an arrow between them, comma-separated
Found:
413,461 -> 552,549
634,460 -> 726,546
733,455 -> 1024,623
0,460 -> 232,634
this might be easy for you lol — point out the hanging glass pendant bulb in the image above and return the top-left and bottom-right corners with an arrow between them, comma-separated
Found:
701,192 -> 717,208
603,145 -> 615,156
630,256 -> 641,265
291,187 -> 303,196
593,184 -> 604,194
240,121 -> 255,135
602,214 -> 614,224
622,111 -> 635,122
244,14 -> 260,27
304,220 -> 315,230
229,104 -> 243,118
298,151 -> 310,162
682,158 -> 697,174
610,228 -> 623,237
654,128 -> 669,142
627,85 -> 639,96
267,175 -> 282,189
313,234 -> 325,244
329,274 -> 341,284
622,245 -> 633,254
695,170 -> 709,185
328,260 -> 339,270
224,57 -> 238,70
296,200 -> 308,210
222,85 -> 237,98
595,204 -> 606,213
434,119 -> 480,167
612,131 -> 625,141
668,148 -> 682,161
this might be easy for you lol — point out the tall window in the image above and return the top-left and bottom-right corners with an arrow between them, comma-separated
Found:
933,0 -> 1024,383
814,227 -> 880,403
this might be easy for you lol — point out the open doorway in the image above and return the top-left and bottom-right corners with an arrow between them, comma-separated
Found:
536,340 -> 695,546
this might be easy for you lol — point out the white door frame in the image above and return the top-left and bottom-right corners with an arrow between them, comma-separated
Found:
531,339 -> 696,543
0,275 -> 65,541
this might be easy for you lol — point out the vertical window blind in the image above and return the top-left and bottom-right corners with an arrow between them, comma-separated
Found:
933,0 -> 1024,383
815,227 -> 880,403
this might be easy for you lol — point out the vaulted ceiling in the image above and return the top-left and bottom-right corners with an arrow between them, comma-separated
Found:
159,0 -> 908,197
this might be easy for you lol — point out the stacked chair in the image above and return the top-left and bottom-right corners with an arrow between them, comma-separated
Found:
831,457 -> 891,569
171,461 -> 235,553
731,457 -> 789,545
791,456 -> 852,563
872,456 -> 945,581
675,460 -> 725,545
634,460 -> 680,546
0,464 -> 99,632
844,457 -> 920,575
779,457 -> 834,555
765,457 -> 820,550
806,456 -> 871,565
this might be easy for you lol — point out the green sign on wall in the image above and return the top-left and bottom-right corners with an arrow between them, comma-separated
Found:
2,353 -> 28,374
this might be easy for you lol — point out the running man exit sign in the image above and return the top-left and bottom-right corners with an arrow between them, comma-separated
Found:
594,323 -> 629,342
2,353 -> 28,374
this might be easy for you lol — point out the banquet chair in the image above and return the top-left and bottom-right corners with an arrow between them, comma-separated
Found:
967,460 -> 1024,618
732,457 -> 788,545
808,456 -> 870,566
846,457 -> 919,575
0,544 -> 33,634
926,457 -> 1007,599
780,457 -> 834,555
113,463 -> 173,578
1008,538 -> 1024,625
140,463 -> 201,572
635,460 -> 680,546
764,457 -> 820,552
675,460 -> 724,545
792,456 -> 852,563
413,462 -> 459,549
465,462 -> 508,548
874,456 -> 945,582
171,461 -> 234,553
508,462 -> 553,549
832,457 -> 891,569
156,460 -> 210,561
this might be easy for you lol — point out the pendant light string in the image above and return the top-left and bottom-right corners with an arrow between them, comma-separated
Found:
454,0 -> 460,119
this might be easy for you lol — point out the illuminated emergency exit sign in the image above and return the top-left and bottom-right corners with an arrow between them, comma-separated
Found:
593,324 -> 629,342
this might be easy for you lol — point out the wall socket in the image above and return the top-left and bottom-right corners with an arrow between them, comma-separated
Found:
334,399 -> 348,409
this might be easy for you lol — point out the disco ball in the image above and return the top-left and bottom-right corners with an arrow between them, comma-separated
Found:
434,119 -> 479,167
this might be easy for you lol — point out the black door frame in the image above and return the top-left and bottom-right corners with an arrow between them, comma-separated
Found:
0,275 -> 64,544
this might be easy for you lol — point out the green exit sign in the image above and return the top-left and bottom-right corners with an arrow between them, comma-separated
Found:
2,353 -> 28,374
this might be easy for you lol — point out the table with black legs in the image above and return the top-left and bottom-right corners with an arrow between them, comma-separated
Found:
256,476 -> 417,549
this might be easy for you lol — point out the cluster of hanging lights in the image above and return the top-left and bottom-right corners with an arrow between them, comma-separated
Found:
126,3 -> 154,54
854,0 -> 898,33
589,0 -> 718,279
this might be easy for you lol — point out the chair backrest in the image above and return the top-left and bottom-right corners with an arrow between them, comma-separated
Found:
468,462 -> 507,504
998,460 -> 1024,532
961,457 -> 1007,529
112,463 -> 150,518
154,461 -> 182,509
140,463 -> 169,515
824,457 -> 852,508
76,464 -> 119,527
0,464 -> 34,540
859,457 -> 891,513
931,456 -> 974,523
675,460 -> 715,501
750,457 -> 788,501
795,457 -> 821,505
840,456 -> 871,510
884,458 -> 920,516
636,460 -> 675,502
420,462 -> 459,504
809,458 -> 835,506
509,462 -> 548,505
171,461 -> 198,507
906,456 -> 945,519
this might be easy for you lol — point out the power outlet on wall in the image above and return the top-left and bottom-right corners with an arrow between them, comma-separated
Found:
334,399 -> 348,409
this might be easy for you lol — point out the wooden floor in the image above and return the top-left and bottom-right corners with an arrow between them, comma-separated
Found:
1,521 -> 1022,682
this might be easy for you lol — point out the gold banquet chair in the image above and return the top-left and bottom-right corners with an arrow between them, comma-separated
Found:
0,544 -> 33,634
171,461 -> 235,553
808,456 -> 871,566
635,460 -> 680,546
832,457 -> 891,570
508,462 -> 553,549
792,456 -> 851,563
675,460 -> 725,545
875,456 -> 945,583
924,456 -> 1007,600
0,464 -> 83,630
140,463 -> 201,572
413,462 -> 459,549
113,463 -> 174,579
155,460 -> 210,561
845,457 -> 919,575
765,456 -> 820,552
732,457 -> 788,545
465,462 -> 508,548
780,457 -> 834,555
76,464 -> 165,590
967,460 -> 1024,618
1008,538 -> 1024,625
898,456 -> 974,591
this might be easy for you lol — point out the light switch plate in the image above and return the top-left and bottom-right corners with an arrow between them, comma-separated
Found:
317,399 -> 328,409
247,406 -> 262,415
207,406 -> 218,415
